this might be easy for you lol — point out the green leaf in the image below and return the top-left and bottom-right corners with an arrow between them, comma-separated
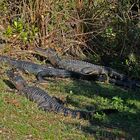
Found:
13,20 -> 18,28
4,25 -> 13,36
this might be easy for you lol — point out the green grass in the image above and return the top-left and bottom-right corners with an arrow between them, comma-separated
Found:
0,75 -> 140,139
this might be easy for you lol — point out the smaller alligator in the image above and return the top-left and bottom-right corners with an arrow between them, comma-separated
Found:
6,69 -> 118,119
34,47 -> 126,82
0,55 -> 90,82
6,69 -> 94,119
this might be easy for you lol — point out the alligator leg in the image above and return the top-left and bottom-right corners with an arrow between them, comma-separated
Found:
81,67 -> 99,75
36,71 -> 49,83
97,75 -> 107,82
105,74 -> 109,84
38,101 -> 52,111
96,74 -> 109,84
81,67 -> 109,83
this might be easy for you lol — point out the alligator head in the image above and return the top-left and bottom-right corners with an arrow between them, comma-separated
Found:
6,69 -> 27,90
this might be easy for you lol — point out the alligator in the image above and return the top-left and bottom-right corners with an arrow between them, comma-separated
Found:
5,69 -> 95,119
0,55 -> 91,82
34,47 -> 126,82
1,55 -> 138,89
6,69 -> 119,119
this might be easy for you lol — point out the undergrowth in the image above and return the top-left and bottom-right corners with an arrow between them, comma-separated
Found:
0,0 -> 140,79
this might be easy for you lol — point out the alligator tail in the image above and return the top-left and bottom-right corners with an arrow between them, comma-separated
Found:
61,108 -> 119,119
106,67 -> 126,80
56,106 -> 93,119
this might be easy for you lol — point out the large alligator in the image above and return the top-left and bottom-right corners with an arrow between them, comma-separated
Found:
34,47 -> 126,82
34,47 -> 140,89
0,55 -> 91,82
6,69 -> 117,119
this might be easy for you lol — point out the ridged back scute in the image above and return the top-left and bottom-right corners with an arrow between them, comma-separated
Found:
23,86 -> 51,104
37,97 -> 63,112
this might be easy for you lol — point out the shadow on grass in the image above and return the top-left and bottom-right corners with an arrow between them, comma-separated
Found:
63,80 -> 140,139
65,119 -> 133,139
3,77 -> 140,138
64,80 -> 140,100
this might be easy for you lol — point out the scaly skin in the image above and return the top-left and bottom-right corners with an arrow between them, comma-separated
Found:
34,47 -> 126,82
0,55 -> 88,82
2,55 -> 139,89
34,47 -> 140,89
6,69 -> 94,119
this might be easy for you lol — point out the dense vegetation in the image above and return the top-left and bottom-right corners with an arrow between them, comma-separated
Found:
0,0 -> 140,139
1,0 -> 140,78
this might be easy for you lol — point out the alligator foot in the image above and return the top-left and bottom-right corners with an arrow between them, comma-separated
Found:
81,67 -> 98,75
97,74 -> 109,84
106,74 -> 110,84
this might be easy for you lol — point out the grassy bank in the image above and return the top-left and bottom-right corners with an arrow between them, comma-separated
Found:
0,74 -> 140,139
